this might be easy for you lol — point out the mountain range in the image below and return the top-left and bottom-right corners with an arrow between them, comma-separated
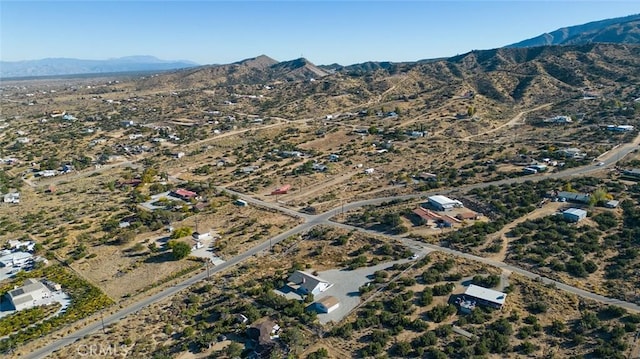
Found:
1,13 -> 639,79
0,56 -> 198,78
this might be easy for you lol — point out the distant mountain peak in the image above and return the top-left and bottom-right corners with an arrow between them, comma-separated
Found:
507,13 -> 640,48
234,55 -> 279,69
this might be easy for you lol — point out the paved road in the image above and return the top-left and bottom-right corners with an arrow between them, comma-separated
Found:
24,134 -> 640,358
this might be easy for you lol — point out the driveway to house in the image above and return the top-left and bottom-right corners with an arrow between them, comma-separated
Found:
315,260 -> 410,325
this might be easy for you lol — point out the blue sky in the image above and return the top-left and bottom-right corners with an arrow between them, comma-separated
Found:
1,1 -> 638,65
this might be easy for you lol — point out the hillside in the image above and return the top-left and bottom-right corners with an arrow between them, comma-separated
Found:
507,13 -> 640,48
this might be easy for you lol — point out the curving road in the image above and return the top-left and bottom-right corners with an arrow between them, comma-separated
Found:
23,133 -> 640,358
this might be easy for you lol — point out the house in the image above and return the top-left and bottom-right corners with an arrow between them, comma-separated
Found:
530,164 -> 547,172
463,284 -> 507,310
0,251 -> 33,267
456,212 -> 480,221
409,131 -> 425,138
558,147 -> 585,159
605,200 -> 619,208
287,270 -> 332,296
38,170 -> 58,177
280,151 -> 303,158
416,172 -> 438,182
622,169 -> 640,180
3,192 -> 20,204
170,188 -> 198,201
8,240 -> 35,252
606,125 -> 634,132
315,296 -> 340,313
16,137 -> 30,144
563,208 -> 587,222
545,115 -> 572,124
248,320 -> 280,344
557,191 -> 591,204
427,195 -> 463,211
7,278 -> 49,311
192,232 -> 212,241
312,163 -> 328,172
240,166 -> 259,174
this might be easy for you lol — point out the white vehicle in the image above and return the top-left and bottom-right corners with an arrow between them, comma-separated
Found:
597,162 -> 605,166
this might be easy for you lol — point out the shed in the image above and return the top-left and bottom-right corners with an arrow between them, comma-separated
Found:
315,296 -> 340,313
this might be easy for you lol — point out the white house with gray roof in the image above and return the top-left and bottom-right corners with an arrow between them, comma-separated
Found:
7,278 -> 49,311
287,270 -> 332,296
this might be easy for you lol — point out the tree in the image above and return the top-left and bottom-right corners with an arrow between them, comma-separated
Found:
467,106 -> 476,117
225,342 -> 243,358
170,227 -> 192,239
168,240 -> 191,260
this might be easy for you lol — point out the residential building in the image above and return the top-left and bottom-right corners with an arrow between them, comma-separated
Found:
427,195 -> 463,211
0,251 -> 33,268
170,188 -> 198,201
563,208 -> 587,222
606,125 -> 634,132
557,191 -> 591,204
558,148 -> 585,159
605,200 -> 619,208
622,169 -> 640,179
3,192 -> 20,204
7,278 -> 49,311
312,163 -> 328,172
463,284 -> 507,310
545,115 -> 572,124
287,270 -> 332,296
192,232 -> 212,241
315,296 -> 340,313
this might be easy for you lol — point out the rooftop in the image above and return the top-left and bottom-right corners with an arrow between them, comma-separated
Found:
464,284 -> 507,306
428,195 -> 462,206
564,208 -> 587,216
317,295 -> 339,307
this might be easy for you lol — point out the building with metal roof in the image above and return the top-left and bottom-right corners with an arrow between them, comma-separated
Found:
463,284 -> 507,309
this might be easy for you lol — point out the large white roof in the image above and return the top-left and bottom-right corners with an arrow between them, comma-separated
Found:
428,195 -> 461,206
564,208 -> 587,217
464,284 -> 507,305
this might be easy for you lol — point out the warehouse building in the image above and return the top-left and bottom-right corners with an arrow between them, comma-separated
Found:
427,195 -> 463,211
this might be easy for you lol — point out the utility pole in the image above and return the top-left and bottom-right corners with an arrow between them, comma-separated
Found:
101,310 -> 106,334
